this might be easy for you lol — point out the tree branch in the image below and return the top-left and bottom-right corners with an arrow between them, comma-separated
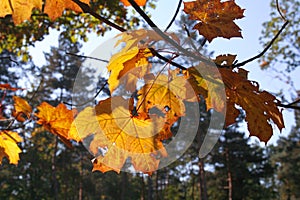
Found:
71,0 -> 126,32
0,56 -> 19,65
164,0 -> 183,32
234,21 -> 289,68
66,52 -> 109,63
128,0 -> 212,65
277,103 -> 300,110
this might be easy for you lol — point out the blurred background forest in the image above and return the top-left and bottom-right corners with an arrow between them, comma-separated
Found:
0,0 -> 300,199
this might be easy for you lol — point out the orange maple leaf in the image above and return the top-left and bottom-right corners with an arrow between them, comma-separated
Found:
0,84 -> 24,91
44,0 -> 90,21
0,131 -> 23,165
0,0 -> 89,24
69,97 -> 167,174
120,0 -> 147,7
12,96 -> 32,122
35,102 -> 76,147
183,0 -> 245,42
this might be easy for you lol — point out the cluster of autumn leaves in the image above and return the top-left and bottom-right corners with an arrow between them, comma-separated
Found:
0,0 -> 285,174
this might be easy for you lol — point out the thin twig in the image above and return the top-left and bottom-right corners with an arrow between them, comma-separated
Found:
63,81 -> 108,107
128,0 -> 211,65
0,56 -> 19,65
71,0 -> 126,32
234,21 -> 289,68
277,103 -> 300,110
164,0 -> 183,32
66,52 -> 109,63
276,0 -> 287,21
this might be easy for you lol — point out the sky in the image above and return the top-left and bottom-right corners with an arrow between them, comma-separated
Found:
29,0 -> 299,145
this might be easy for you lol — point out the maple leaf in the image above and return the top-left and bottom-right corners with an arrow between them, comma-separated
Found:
214,54 -> 237,67
221,68 -> 285,142
0,83 -> 24,91
0,0 -> 89,24
0,0 -> 42,24
107,47 -> 152,93
186,65 -> 226,114
137,73 -> 187,117
35,102 -> 76,147
120,0 -> 147,7
44,0 -> 89,21
0,131 -> 23,165
183,0 -> 245,42
12,96 -> 32,122
70,96 -> 167,173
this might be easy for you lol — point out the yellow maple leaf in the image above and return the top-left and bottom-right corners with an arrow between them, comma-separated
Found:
70,96 -> 167,173
183,0 -> 245,42
0,131 -> 23,165
0,0 -> 42,24
0,0 -> 89,24
35,102 -> 76,147
107,47 -> 152,93
186,65 -> 226,114
12,96 -> 32,122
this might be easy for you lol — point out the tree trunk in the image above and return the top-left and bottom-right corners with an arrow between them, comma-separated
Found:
225,148 -> 232,200
141,174 -> 145,200
121,172 -> 128,200
148,176 -> 153,200
51,136 -> 59,200
199,159 -> 208,200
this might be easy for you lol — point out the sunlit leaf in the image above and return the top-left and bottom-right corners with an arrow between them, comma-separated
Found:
35,102 -> 76,147
0,131 -> 23,165
183,0 -> 245,42
107,47 -> 152,93
70,97 -> 167,173
221,68 -> 285,142
120,0 -> 147,7
12,96 -> 32,122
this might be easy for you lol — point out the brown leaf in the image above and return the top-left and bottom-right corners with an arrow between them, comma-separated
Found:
221,68 -> 285,142
183,0 -> 244,42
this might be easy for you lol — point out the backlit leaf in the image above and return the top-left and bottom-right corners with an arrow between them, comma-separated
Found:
221,68 -> 285,142
44,0 -> 90,21
0,131 -> 23,165
70,97 -> 167,173
183,0 -> 245,42
0,0 -> 89,24
35,102 -> 76,147
107,47 -> 152,93
120,0 -> 147,7
12,96 -> 32,122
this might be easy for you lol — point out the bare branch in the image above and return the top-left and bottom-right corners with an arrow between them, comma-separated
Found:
66,52 -> 109,63
234,20 -> 289,68
0,56 -> 19,65
164,0 -> 183,32
63,81 -> 108,107
127,0 -> 212,65
71,0 -> 126,32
